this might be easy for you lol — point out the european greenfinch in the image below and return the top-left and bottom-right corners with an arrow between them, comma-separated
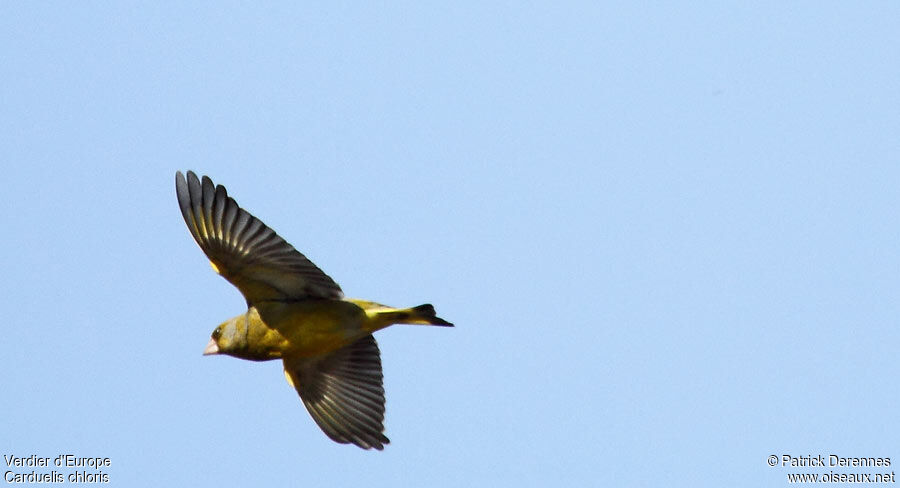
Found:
175,171 -> 452,450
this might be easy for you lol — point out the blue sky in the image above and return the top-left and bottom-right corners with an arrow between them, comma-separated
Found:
2,2 -> 898,486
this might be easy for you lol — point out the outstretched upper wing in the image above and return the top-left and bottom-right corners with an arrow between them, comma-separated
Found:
175,170 -> 343,304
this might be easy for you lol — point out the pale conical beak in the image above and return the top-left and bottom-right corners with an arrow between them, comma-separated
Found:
203,338 -> 220,356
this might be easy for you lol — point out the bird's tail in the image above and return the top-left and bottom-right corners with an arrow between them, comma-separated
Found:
371,303 -> 454,329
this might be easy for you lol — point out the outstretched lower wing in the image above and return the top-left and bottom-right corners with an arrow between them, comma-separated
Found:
284,335 -> 390,450
175,170 -> 343,305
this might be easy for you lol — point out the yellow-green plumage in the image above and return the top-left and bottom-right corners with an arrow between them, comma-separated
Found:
176,171 -> 452,450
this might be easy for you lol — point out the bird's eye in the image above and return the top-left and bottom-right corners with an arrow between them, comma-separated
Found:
212,327 -> 222,340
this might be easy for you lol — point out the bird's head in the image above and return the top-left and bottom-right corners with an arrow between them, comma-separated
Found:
203,314 -> 250,357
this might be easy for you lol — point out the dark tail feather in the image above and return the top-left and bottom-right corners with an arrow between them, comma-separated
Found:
410,304 -> 454,327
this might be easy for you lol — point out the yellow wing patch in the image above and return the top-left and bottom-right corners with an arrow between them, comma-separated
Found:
210,260 -> 222,275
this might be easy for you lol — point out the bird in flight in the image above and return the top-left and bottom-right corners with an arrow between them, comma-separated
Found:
175,171 -> 452,450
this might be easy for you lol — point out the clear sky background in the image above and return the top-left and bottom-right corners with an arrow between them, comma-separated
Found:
2,2 -> 898,487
